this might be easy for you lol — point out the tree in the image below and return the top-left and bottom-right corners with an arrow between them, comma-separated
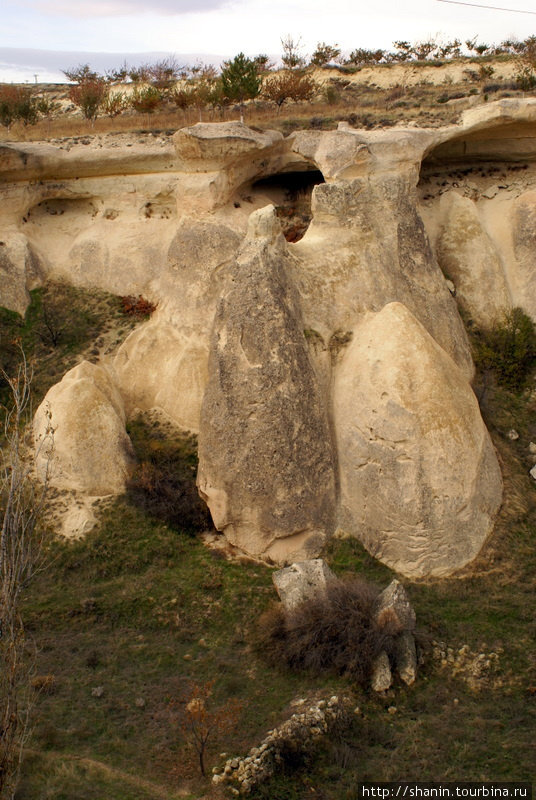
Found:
62,63 -> 100,83
180,681 -> 242,777
220,53 -> 261,123
263,71 -> 316,110
130,85 -> 162,114
0,87 -> 39,131
346,48 -> 385,66
281,35 -> 306,69
0,350 -> 52,798
69,78 -> 108,124
310,42 -> 341,67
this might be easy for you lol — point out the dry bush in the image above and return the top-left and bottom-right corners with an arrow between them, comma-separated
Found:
257,578 -> 389,685
120,294 -> 157,318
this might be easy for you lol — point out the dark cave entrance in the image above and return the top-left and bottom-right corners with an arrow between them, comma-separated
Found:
249,169 -> 325,242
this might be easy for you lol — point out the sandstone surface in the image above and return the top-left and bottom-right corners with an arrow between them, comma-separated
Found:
34,361 -> 134,495
272,560 -> 337,611
333,302 -> 503,578
436,191 -> 511,327
2,103 -> 530,573
197,206 -> 337,563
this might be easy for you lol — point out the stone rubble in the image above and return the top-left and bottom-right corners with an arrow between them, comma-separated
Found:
212,695 -> 351,794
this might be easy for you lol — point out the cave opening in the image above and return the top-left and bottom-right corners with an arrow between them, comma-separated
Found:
246,169 -> 325,242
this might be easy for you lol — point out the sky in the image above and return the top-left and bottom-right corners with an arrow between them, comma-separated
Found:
2,0 -> 536,82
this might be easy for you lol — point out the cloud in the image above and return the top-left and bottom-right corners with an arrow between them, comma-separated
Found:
28,0 -> 230,17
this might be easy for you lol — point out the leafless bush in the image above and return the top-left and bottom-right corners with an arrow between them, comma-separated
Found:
0,351 -> 52,798
257,578 -> 390,685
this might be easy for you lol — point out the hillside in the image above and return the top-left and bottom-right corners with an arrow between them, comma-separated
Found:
0,71 -> 535,798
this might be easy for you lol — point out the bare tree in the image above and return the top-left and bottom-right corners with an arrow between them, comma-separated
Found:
0,350 -> 52,799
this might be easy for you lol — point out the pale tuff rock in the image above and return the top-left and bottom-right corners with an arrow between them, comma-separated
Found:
436,192 -> 511,328
371,651 -> 393,692
292,173 -> 475,379
34,361 -> 134,495
373,580 -> 416,635
0,233 -> 43,314
333,302 -> 503,578
512,191 -> 536,320
197,206 -> 336,564
113,320 -> 209,433
173,122 -> 284,170
272,560 -> 337,611
113,219 -> 241,432
7,106 -> 530,571
394,631 -> 418,686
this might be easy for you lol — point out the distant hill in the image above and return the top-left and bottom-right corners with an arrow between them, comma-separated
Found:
0,47 -> 228,84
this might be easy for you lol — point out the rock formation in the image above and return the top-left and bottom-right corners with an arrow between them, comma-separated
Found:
333,302 -> 502,577
4,101 -> 534,574
34,361 -> 134,495
196,207 -> 336,563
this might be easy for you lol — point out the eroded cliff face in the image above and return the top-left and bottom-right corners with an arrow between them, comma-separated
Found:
4,101 -> 535,575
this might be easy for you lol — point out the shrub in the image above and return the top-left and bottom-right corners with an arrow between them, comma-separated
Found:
120,295 -> 156,318
69,78 -> 108,122
130,85 -> 163,114
472,307 -> 536,392
257,578 -> 389,685
0,86 -> 39,130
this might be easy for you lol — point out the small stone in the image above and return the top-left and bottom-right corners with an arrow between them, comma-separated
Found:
374,580 -> 416,634
183,653 -> 192,661
91,686 -> 104,698
530,465 -> 536,481
388,706 -> 397,714
272,560 -> 337,611
371,651 -> 392,692
453,698 -> 459,705
445,279 -> 456,295
393,630 -> 418,685
507,429 -> 519,440
528,442 -> 536,454
135,697 -> 146,708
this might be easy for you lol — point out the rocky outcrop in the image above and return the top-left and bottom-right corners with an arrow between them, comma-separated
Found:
436,192 -> 511,327
34,361 -> 134,495
272,560 -> 337,611
333,302 -> 503,578
6,106 -> 529,573
197,207 -> 336,563
512,191 -> 536,320
0,233 -> 43,315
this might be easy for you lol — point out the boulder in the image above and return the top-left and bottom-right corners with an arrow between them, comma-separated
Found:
512,191 -> 536,320
272,560 -> 337,611
333,302 -> 503,578
0,233 -> 43,314
393,631 -> 418,686
113,320 -> 209,432
371,651 -> 392,692
292,174 -> 474,380
373,579 -> 416,635
197,206 -> 337,563
34,361 -> 134,494
436,192 -> 511,327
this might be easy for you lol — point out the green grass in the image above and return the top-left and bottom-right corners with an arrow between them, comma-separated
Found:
0,280 -> 144,406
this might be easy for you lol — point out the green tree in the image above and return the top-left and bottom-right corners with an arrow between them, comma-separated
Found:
310,42 -> 341,67
0,87 -> 39,131
220,52 -> 261,123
